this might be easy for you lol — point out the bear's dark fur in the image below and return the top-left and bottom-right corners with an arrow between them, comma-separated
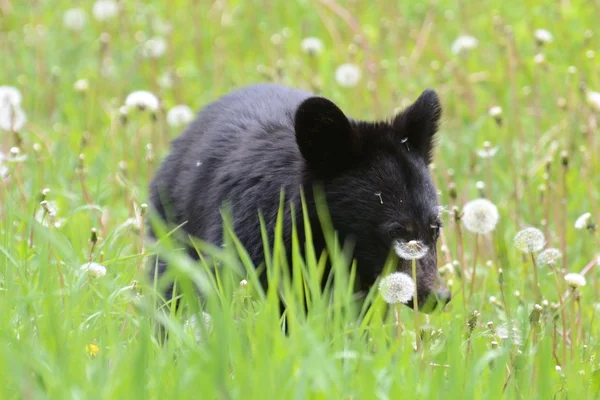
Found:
148,83 -> 450,311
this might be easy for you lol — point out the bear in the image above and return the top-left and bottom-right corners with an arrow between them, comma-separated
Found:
147,83 -> 450,312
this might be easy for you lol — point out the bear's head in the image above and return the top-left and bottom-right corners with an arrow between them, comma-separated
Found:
294,89 -> 450,312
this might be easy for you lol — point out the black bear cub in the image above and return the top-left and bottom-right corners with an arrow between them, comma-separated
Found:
148,83 -> 450,312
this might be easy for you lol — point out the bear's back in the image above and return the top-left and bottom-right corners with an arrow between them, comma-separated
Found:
150,84 -> 313,255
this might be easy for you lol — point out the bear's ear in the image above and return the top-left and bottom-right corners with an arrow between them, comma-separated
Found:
294,96 -> 358,170
392,89 -> 442,163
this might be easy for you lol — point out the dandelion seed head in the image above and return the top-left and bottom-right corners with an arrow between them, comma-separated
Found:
514,227 -> 545,253
488,106 -> 502,118
166,105 -> 194,127
533,53 -> 546,64
564,273 -> 586,288
93,0 -> 119,21
585,91 -> 600,110
394,240 -> 429,260
0,86 -> 22,107
80,262 -> 107,278
476,141 -> 499,158
495,322 -> 522,344
451,35 -> 478,55
537,248 -> 562,266
142,37 -> 167,58
0,104 -> 27,132
461,198 -> 500,234
125,90 -> 159,112
74,79 -> 89,93
184,312 -> 213,343
378,272 -> 415,304
335,63 -> 361,88
574,212 -> 592,230
63,8 -> 87,31
534,29 -> 553,44
301,37 -> 324,55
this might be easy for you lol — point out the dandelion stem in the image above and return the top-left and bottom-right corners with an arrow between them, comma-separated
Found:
411,258 -> 421,351
469,234 -> 479,302
455,222 -> 467,310
530,253 -> 541,301
552,270 -> 568,365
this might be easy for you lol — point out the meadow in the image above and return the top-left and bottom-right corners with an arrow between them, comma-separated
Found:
1,0 -> 600,398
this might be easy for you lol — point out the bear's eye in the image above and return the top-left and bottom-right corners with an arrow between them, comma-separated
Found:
387,224 -> 410,239
430,223 -> 442,240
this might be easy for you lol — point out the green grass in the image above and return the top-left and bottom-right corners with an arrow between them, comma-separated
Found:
2,0 -> 600,398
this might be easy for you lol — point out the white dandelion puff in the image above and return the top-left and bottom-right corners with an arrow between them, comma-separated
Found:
476,141 -> 499,158
301,37 -> 324,55
125,90 -> 159,112
533,53 -> 546,65
0,104 -> 27,132
451,35 -> 478,55
574,212 -> 592,230
335,63 -> 361,88
0,152 -> 8,180
73,79 -> 89,93
142,37 -> 167,59
394,240 -> 429,260
461,198 -> 500,234
514,227 -> 545,253
63,8 -> 87,31
184,312 -> 213,343
586,91 -> 600,112
488,106 -> 502,118
166,105 -> 194,127
378,272 -> 415,304
537,248 -> 562,266
92,0 -> 119,21
0,86 -> 22,107
80,262 -> 107,278
564,273 -> 586,288
534,29 -> 553,44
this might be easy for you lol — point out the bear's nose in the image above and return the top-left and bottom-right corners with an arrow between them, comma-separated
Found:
435,288 -> 451,306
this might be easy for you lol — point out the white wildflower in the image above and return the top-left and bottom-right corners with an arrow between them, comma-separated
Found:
63,8 -> 87,31
476,141 -> 499,158
534,53 -> 546,65
564,273 -> 586,288
0,104 -> 27,131
537,248 -> 562,266
166,105 -> 194,127
80,262 -> 107,278
586,91 -> 600,112
461,198 -> 499,234
92,0 -> 119,21
157,71 -> 174,89
0,152 -> 7,180
574,212 -> 592,230
184,312 -> 213,343
125,90 -> 159,112
394,240 -> 429,260
301,37 -> 324,55
0,86 -> 22,107
514,228 -> 545,253
495,322 -> 522,345
378,272 -> 415,304
335,63 -> 362,88
488,106 -> 502,118
73,79 -> 89,93
451,35 -> 478,55
534,29 -> 553,44
142,37 -> 167,58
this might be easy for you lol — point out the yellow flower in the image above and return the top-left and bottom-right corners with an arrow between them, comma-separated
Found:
86,343 -> 99,357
